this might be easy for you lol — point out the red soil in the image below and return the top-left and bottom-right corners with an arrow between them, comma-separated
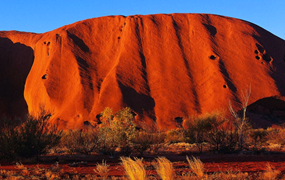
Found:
2,154 -> 285,177
0,13 -> 285,129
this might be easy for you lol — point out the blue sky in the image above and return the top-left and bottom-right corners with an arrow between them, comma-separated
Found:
1,1 -> 284,40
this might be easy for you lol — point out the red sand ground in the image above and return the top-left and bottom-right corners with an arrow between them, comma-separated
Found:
0,13 -> 285,130
1,154 -> 285,177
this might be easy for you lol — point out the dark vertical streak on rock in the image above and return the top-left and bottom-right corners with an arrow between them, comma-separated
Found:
171,16 -> 201,113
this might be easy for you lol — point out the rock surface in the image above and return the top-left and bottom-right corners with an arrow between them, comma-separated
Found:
0,14 -> 285,129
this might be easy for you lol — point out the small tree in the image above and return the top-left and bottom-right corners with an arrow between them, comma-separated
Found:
113,107 -> 137,151
98,107 -> 137,156
229,86 -> 251,150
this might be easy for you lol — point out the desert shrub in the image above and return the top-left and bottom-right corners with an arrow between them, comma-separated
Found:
209,129 -> 239,153
149,132 -> 166,154
207,117 -> 239,153
184,112 -> 219,153
61,128 -> 99,154
15,113 -> 62,158
98,107 -> 137,156
132,131 -> 166,156
266,127 -> 285,145
131,131 -> 153,156
98,126 -> 117,156
0,117 -> 21,159
0,111 -> 62,160
164,128 -> 185,144
248,128 -> 267,147
184,111 -> 240,153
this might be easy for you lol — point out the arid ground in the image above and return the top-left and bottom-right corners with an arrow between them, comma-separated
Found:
2,151 -> 285,179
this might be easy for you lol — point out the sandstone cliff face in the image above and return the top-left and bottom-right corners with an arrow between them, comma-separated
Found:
0,14 -> 285,129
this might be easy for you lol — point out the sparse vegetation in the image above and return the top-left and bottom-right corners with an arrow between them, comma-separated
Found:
207,115 -> 239,153
0,117 -> 21,159
165,128 -> 185,144
0,110 -> 62,160
148,131 -> 166,154
266,127 -> 285,145
132,130 -> 166,156
183,111 -> 239,153
2,106 -> 285,179
249,128 -> 268,148
15,112 -> 62,159
131,131 -> 156,156
183,113 -> 214,153
62,128 -> 99,154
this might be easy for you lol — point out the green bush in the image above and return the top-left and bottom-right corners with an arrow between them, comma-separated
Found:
97,107 -> 137,156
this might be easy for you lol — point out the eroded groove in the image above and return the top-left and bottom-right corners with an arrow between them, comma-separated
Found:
134,17 -> 151,94
218,59 -> 241,104
171,16 -> 201,113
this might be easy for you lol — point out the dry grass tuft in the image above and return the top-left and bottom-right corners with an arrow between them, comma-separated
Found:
262,163 -> 281,180
186,156 -> 205,178
211,169 -> 249,180
153,157 -> 175,180
121,157 -> 146,180
15,162 -> 26,170
93,160 -> 110,180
